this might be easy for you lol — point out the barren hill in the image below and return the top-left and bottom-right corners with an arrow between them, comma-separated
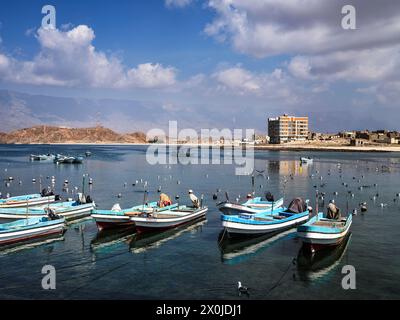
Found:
0,126 -> 148,144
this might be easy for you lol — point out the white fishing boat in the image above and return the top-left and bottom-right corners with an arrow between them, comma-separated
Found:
0,216 -> 66,246
222,198 -> 310,236
218,197 -> 284,215
0,199 -> 95,223
0,194 -> 57,209
130,205 -> 208,233
91,202 -> 177,231
297,212 -> 352,252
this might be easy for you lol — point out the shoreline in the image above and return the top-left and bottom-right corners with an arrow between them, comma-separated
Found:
2,142 -> 400,153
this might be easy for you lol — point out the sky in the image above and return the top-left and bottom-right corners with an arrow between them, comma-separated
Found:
0,0 -> 400,133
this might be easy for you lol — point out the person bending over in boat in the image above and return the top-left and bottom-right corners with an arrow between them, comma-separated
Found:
159,193 -> 172,208
189,190 -> 200,208
327,200 -> 341,220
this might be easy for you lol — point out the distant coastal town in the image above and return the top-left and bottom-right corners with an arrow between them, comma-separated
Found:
1,115 -> 400,152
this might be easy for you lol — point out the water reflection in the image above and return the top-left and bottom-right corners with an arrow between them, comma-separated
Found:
296,233 -> 352,283
130,219 -> 206,254
0,234 -> 65,256
218,229 -> 296,265
90,227 -> 136,253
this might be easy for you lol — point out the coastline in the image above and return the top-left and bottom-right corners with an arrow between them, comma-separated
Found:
2,142 -> 400,152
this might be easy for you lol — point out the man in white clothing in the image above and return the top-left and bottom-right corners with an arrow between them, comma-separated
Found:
188,189 -> 200,208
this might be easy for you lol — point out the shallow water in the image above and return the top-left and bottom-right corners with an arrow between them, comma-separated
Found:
0,144 -> 399,299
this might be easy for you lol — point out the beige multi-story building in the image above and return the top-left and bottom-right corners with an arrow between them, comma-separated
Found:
268,114 -> 309,144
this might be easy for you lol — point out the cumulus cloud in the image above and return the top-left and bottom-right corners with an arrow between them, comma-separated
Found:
205,0 -> 400,57
0,25 -> 177,89
211,66 -> 302,105
288,45 -> 400,82
203,0 -> 400,104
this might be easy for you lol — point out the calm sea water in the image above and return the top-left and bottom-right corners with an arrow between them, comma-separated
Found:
0,144 -> 399,299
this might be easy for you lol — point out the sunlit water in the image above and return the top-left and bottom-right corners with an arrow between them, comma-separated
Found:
0,144 -> 399,299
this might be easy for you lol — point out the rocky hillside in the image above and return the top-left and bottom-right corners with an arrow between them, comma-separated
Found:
0,126 -> 148,144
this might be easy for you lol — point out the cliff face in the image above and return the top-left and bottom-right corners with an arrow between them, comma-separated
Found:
0,126 -> 148,144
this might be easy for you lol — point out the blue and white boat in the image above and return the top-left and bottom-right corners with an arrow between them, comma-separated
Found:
222,198 -> 310,236
0,200 -> 95,223
297,212 -> 352,253
0,216 -> 66,246
217,197 -> 284,215
0,194 -> 57,209
92,202 -> 178,231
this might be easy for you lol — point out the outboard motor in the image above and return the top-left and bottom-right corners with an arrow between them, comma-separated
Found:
265,192 -> 275,202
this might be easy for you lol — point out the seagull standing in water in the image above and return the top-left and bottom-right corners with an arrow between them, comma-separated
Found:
237,281 -> 249,297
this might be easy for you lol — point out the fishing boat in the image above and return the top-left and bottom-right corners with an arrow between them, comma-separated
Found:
0,194 -> 57,209
297,212 -> 352,253
54,154 -> 83,164
300,157 -> 313,164
130,205 -> 208,233
0,216 -> 66,246
0,198 -> 95,223
221,198 -> 310,236
217,196 -> 284,215
30,154 -> 55,161
91,202 -> 178,231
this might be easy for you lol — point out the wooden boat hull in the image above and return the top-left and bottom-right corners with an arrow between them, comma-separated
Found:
297,213 -> 352,252
0,195 -> 56,208
132,207 -> 208,233
0,219 -> 65,246
218,197 -> 284,215
222,212 -> 309,235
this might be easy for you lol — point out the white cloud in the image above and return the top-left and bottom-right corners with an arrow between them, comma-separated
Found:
289,46 -> 400,82
211,66 -> 302,105
213,67 -> 261,93
165,0 -> 192,8
0,25 -> 177,89
205,0 -> 400,58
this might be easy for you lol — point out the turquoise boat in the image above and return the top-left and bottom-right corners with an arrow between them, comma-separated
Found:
0,200 -> 95,223
91,202 -> 178,230
297,212 -> 352,253
222,198 -> 310,236
0,194 -> 57,209
0,216 -> 66,246
217,197 -> 284,215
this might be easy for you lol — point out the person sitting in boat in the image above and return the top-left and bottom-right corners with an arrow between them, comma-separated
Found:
327,200 -> 341,220
189,190 -> 200,208
159,193 -> 172,208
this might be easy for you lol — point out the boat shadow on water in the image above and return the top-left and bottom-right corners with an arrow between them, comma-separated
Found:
129,218 -> 207,254
0,233 -> 65,256
218,229 -> 297,265
90,226 -> 136,253
295,233 -> 352,284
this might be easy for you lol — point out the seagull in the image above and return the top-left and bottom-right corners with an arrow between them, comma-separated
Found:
237,281 -> 249,297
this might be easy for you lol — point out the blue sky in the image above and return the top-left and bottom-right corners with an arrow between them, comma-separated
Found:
1,0 -> 400,133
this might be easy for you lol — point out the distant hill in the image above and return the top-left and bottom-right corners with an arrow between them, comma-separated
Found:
0,125 -> 148,144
